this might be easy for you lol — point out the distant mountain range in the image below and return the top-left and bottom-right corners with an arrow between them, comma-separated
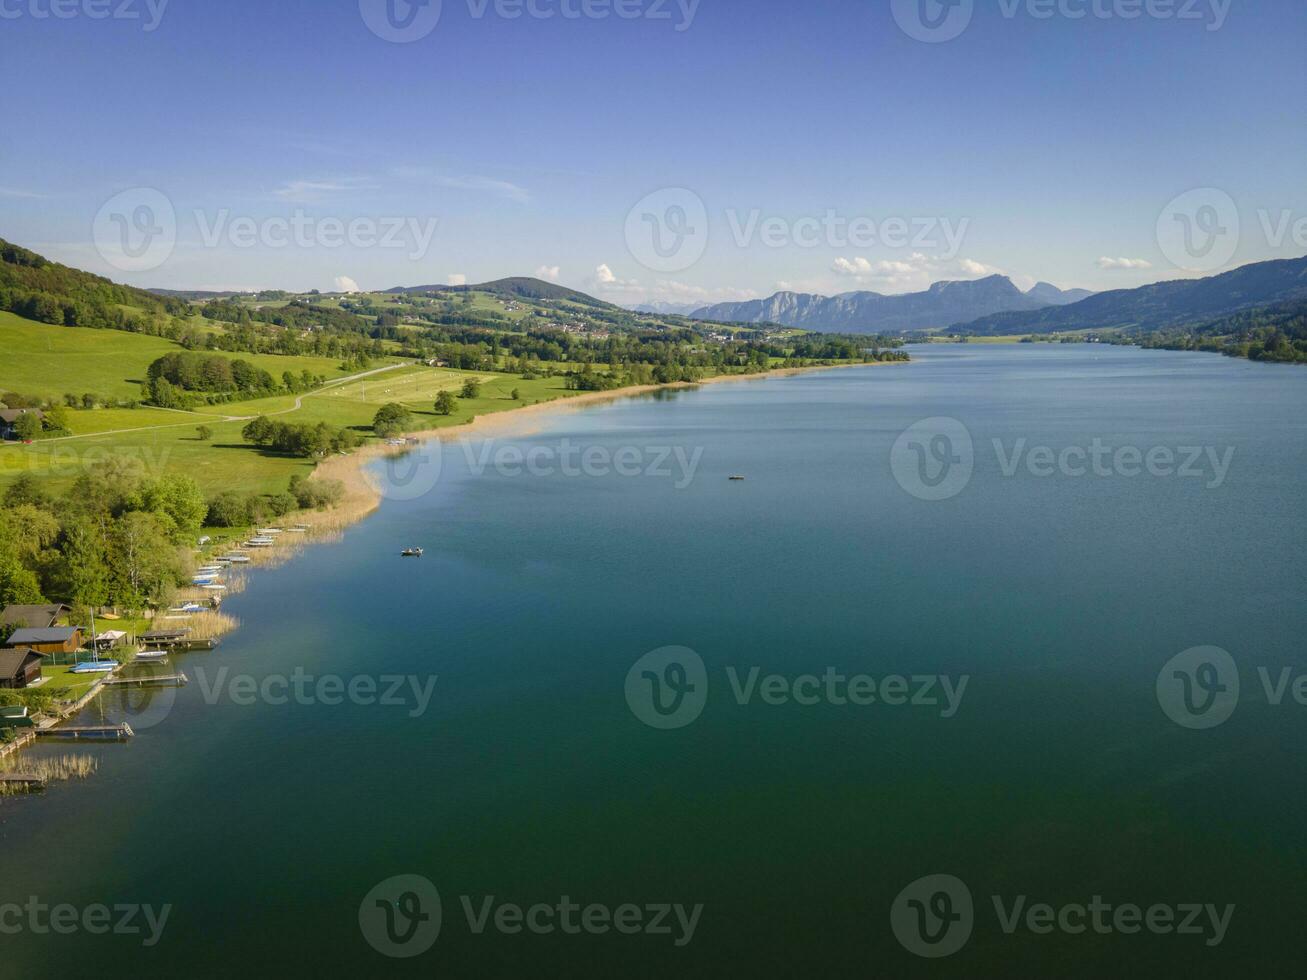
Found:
689,276 -> 1093,334
956,255 -> 1307,336
631,301 -> 703,316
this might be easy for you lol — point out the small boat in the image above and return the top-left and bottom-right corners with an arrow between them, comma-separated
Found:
201,584 -> 228,592
256,528 -> 284,536
135,651 -> 169,664
71,660 -> 120,674
729,475 -> 746,481
401,548 -> 424,558
223,555 -> 251,564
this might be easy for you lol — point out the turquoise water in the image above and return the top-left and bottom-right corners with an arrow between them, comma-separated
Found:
2,345 -> 1305,977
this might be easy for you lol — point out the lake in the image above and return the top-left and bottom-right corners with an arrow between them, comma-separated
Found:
2,344 -> 1304,977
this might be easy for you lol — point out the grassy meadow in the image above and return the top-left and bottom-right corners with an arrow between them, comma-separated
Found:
1,332 -> 610,498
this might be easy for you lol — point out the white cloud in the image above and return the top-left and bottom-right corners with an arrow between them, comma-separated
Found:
1097,256 -> 1153,270
273,177 -> 376,202
594,264 -> 617,284
432,175 -> 529,203
0,186 -> 47,200
391,166 -> 529,203
959,258 -> 1002,277
832,257 -> 872,276
535,265 -> 561,282
334,276 -> 361,293
833,257 -> 922,279
448,273 -> 468,287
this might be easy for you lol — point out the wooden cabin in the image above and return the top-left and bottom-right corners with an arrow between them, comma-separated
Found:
3,627 -> 84,665
0,648 -> 43,690
0,603 -> 71,630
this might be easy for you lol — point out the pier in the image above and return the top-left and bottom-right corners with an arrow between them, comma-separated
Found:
37,723 -> 135,741
104,673 -> 189,688
0,773 -> 47,790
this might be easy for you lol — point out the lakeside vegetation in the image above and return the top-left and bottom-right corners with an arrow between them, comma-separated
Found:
1,240 -> 908,644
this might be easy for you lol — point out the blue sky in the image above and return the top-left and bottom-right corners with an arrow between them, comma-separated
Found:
2,0 -> 1304,305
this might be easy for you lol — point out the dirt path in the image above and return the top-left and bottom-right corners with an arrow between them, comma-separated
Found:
4,363 -> 408,445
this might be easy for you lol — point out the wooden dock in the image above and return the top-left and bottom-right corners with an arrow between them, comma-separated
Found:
104,673 -> 188,688
37,723 -> 135,741
0,729 -> 37,761
0,773 -> 47,790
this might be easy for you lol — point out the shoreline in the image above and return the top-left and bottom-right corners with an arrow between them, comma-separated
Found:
6,361 -> 888,746
312,361 -> 882,537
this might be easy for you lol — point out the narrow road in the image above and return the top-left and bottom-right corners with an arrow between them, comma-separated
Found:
2,363 -> 409,446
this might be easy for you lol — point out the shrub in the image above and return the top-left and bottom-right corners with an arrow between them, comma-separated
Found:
290,477 -> 345,510
206,491 -> 256,527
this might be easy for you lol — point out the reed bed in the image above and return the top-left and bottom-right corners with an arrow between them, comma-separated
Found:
0,754 -> 98,795
150,609 -> 240,641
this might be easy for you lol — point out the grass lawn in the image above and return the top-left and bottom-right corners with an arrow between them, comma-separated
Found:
64,406 -> 212,435
0,363 -> 595,498
35,664 -> 104,703
0,311 -> 178,401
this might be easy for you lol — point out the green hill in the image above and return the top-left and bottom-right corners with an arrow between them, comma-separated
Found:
956,255 -> 1307,336
0,237 -> 188,331
384,276 -> 615,309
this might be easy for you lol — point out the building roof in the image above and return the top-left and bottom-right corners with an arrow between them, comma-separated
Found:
0,648 -> 41,680
4,626 -> 80,647
0,604 -> 71,628
0,408 -> 45,424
